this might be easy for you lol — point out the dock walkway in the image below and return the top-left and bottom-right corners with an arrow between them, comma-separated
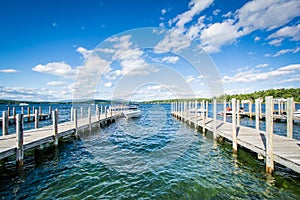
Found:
172,110 -> 300,174
0,112 -> 121,160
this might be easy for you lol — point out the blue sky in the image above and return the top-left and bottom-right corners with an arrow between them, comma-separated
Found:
0,0 -> 299,101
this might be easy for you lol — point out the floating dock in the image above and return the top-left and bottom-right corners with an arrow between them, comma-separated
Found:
0,107 -> 122,164
171,97 -> 300,174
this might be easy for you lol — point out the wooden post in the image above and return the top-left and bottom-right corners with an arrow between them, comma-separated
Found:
70,107 -> 74,122
205,101 -> 208,118
223,99 -> 226,122
39,106 -> 42,119
287,98 -> 293,138
201,100 -> 205,134
48,106 -> 52,119
96,105 -> 99,121
21,107 -> 24,115
35,109 -> 39,129
13,107 -> 16,122
74,109 -> 78,137
232,98 -> 237,153
259,99 -> 262,119
16,114 -> 24,165
237,100 -> 240,126
100,106 -> 103,120
7,107 -> 10,117
249,101 -> 252,118
194,100 -> 198,128
88,107 -> 92,132
265,96 -> 274,174
80,107 -> 83,119
53,110 -> 58,145
27,106 -> 31,122
188,101 -> 191,125
213,98 -> 217,140
255,98 -> 260,132
2,111 -> 8,135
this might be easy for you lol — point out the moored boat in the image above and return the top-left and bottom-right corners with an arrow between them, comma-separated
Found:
123,105 -> 141,119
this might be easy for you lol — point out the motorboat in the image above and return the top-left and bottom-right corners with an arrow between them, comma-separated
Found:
294,109 -> 300,118
19,103 -> 29,106
122,105 -> 142,119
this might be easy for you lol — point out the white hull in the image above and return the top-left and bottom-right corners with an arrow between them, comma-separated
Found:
123,110 -> 141,119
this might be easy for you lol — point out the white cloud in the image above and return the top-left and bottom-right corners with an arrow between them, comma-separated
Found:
104,82 -> 113,88
47,81 -> 66,86
161,8 -> 167,15
0,69 -> 18,73
200,20 -> 242,53
223,64 -> 300,83
222,11 -> 232,18
255,63 -> 268,68
0,86 -> 71,101
169,0 -> 213,31
161,56 -> 179,64
32,62 -> 77,78
186,75 -> 195,83
237,0 -> 300,33
76,47 -> 93,59
268,38 -> 283,46
254,36 -> 260,42
155,0 -> 213,53
213,9 -> 221,16
268,24 -> 300,41
274,47 -> 300,57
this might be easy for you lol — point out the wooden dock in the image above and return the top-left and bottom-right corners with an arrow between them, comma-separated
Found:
171,98 -> 300,174
0,107 -> 122,163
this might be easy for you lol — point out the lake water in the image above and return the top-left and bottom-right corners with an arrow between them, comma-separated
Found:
0,104 -> 299,199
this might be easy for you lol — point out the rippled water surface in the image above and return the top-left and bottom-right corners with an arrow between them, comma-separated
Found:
0,104 -> 299,199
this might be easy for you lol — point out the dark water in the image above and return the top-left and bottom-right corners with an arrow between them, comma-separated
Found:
0,104 -> 299,199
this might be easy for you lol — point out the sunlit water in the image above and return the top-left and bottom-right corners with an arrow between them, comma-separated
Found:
0,104 -> 299,199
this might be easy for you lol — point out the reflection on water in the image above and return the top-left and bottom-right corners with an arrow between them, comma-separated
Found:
0,104 -> 299,199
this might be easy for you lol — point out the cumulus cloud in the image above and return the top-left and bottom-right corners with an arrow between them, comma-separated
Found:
161,56 -> 179,64
157,0 -> 300,53
0,69 -> 18,73
268,24 -> 300,41
155,0 -> 213,53
76,47 -> 93,59
236,0 -> 300,33
161,8 -> 167,15
32,62 -> 77,78
223,64 -> 300,83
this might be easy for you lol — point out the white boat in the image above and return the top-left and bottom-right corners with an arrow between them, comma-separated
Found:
294,109 -> 300,118
19,103 -> 29,106
122,105 -> 141,119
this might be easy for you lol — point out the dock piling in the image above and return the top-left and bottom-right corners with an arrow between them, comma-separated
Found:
213,98 -> 217,140
265,96 -> 274,174
2,111 -> 8,135
88,107 -> 92,132
35,109 -> 39,129
74,109 -> 78,137
255,98 -> 260,131
16,114 -> 24,165
287,98 -> 293,138
53,110 -> 58,145
232,98 -> 237,153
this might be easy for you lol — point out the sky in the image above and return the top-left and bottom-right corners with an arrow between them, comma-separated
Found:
0,0 -> 299,101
